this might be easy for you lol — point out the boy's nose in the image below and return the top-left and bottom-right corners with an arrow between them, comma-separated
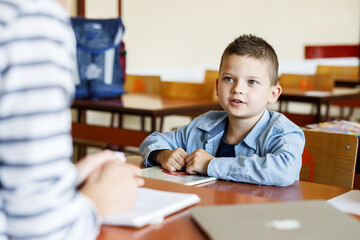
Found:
232,81 -> 245,94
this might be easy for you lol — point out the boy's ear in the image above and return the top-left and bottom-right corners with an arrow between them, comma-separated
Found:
215,78 -> 219,96
268,84 -> 282,104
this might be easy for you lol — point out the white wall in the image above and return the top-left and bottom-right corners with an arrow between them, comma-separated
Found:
82,0 -> 359,79
72,0 -> 360,130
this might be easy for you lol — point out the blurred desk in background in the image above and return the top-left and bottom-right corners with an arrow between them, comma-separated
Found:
72,93 -> 222,132
279,87 -> 360,124
335,77 -> 360,88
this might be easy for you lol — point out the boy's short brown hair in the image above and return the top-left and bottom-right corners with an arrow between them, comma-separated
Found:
219,34 -> 279,85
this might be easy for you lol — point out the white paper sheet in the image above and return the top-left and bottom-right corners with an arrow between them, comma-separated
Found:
103,188 -> 200,227
327,190 -> 360,215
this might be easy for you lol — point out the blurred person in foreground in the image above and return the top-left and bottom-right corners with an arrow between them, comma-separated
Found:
0,0 -> 143,239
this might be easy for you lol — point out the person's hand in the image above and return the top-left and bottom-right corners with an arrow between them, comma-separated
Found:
156,148 -> 188,172
185,149 -> 214,175
75,150 -> 125,186
80,161 -> 144,219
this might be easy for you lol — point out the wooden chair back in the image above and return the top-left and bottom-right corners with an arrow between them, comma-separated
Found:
279,73 -> 335,92
112,75 -> 161,130
124,75 -> 161,94
315,66 -> 360,120
203,69 -> 219,101
316,65 -> 359,81
301,130 -> 358,188
161,69 -> 218,100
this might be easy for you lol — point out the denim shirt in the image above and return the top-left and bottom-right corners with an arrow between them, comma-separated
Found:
140,110 -> 305,187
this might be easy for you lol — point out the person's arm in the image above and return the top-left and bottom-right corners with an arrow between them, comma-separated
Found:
140,127 -> 189,167
207,130 -> 305,187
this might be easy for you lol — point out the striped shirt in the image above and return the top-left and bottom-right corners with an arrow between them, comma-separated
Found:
0,0 -> 100,239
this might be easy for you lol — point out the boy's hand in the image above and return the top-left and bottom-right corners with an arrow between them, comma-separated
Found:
185,149 -> 214,175
156,148 -> 188,172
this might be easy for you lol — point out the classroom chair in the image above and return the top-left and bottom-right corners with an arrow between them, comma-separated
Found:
72,122 -> 150,162
110,74 -> 162,130
279,73 -> 335,92
300,129 -> 358,189
315,65 -> 360,120
160,69 -> 218,101
160,69 -> 219,130
316,65 -> 359,78
124,74 -> 161,94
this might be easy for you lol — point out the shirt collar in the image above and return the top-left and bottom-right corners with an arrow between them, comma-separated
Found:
242,109 -> 271,150
196,110 -> 271,145
197,111 -> 228,140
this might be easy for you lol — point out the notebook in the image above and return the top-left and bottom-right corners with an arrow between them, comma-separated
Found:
103,187 -> 200,227
140,166 -> 217,186
191,200 -> 360,240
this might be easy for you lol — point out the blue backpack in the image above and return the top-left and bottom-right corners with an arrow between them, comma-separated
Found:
71,18 -> 125,100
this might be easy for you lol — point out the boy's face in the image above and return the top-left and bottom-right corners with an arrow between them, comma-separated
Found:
216,55 -> 281,122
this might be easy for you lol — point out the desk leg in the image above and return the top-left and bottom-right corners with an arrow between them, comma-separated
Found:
316,104 -> 322,122
278,101 -> 283,112
77,109 -> 87,160
141,116 -> 145,131
76,109 -> 81,123
118,113 -> 123,128
324,104 -> 330,121
110,113 -> 115,127
159,117 -> 164,133
151,116 -> 156,133
77,109 -> 86,123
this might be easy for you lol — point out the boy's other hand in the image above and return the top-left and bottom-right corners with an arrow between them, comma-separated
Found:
185,149 -> 214,175
157,148 -> 188,172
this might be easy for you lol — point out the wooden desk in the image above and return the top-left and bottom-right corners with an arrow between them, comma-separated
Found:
72,93 -> 222,132
335,77 -> 360,88
97,178 -> 357,240
279,87 -> 360,123
199,180 -> 350,202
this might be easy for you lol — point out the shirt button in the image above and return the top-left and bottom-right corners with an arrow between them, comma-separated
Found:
207,134 -> 211,138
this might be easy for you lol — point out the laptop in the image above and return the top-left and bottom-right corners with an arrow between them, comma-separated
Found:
191,200 -> 360,240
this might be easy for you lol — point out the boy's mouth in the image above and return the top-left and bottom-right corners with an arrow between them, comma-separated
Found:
231,99 -> 244,104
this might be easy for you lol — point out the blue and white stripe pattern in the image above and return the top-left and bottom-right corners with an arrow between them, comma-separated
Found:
0,0 -> 100,239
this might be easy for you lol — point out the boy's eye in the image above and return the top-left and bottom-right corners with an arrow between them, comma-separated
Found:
248,80 -> 258,85
224,76 -> 234,82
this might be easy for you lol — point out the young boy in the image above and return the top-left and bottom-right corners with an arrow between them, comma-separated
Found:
140,34 -> 305,187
